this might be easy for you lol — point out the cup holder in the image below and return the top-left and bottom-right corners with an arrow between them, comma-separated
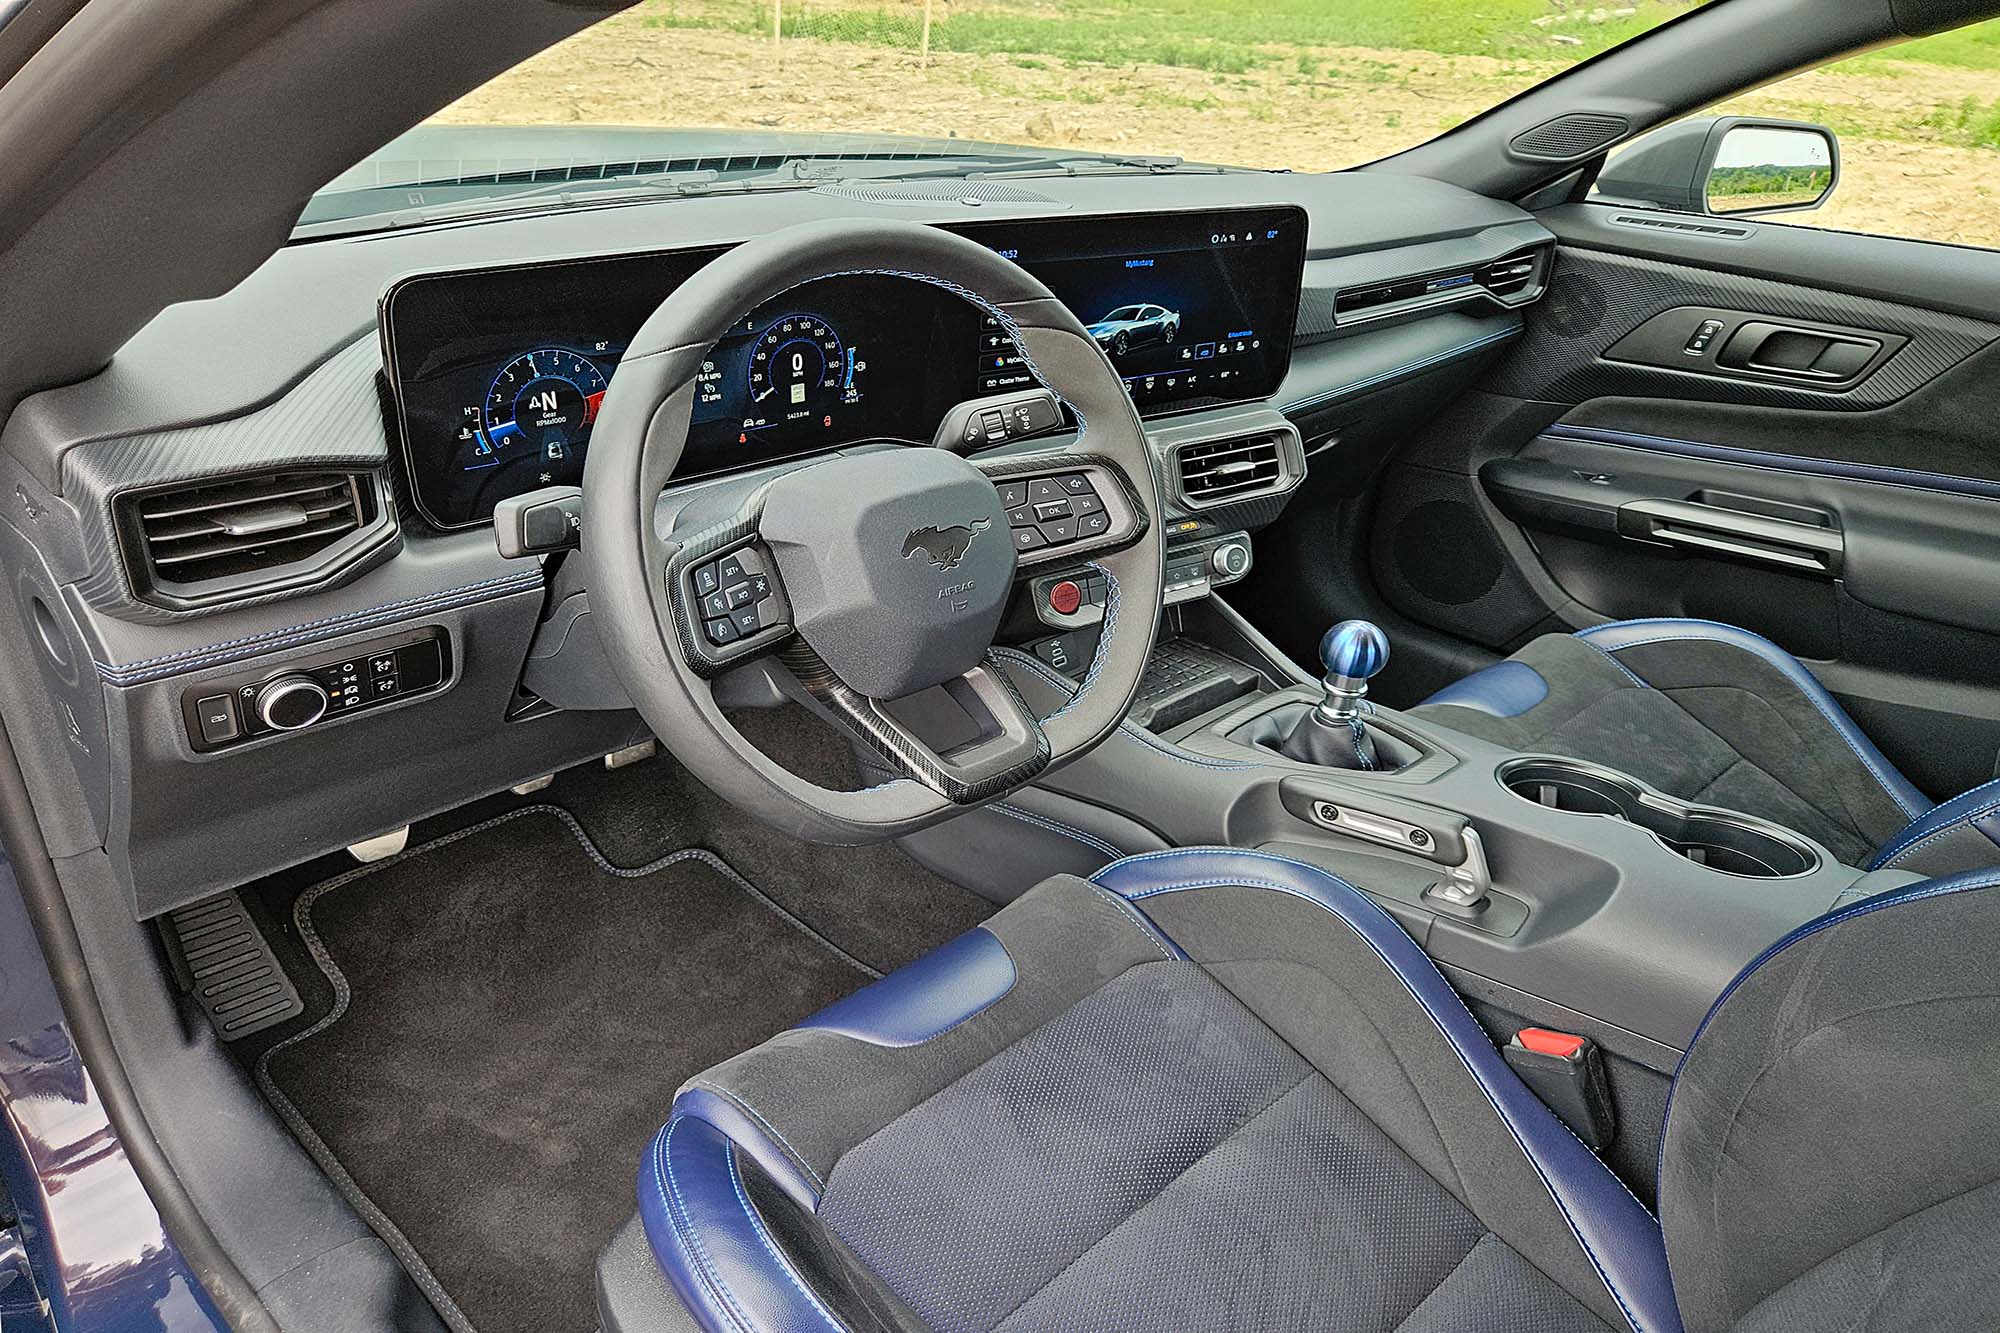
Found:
1499,757 -> 1819,879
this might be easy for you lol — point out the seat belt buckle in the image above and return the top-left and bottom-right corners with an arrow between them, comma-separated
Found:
1503,1027 -> 1616,1152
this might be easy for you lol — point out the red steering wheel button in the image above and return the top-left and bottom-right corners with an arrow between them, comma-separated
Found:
1048,579 -> 1083,616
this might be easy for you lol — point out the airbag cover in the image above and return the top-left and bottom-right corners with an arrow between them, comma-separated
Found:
759,449 -> 1013,699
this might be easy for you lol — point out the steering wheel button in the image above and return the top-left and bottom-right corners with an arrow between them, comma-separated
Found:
1048,580 -> 1083,616
1032,499 -> 1071,522
749,575 -> 772,602
726,583 -> 755,609
701,590 -> 730,619
1068,491 -> 1104,516
730,605 -> 764,635
718,555 -> 746,584
1006,504 -> 1036,528
1039,518 -> 1078,544
1080,512 -> 1111,537
1013,527 -> 1048,552
1060,474 -> 1096,496
998,481 -> 1028,508
705,616 -> 739,646
695,564 -> 721,596
1027,478 -> 1062,503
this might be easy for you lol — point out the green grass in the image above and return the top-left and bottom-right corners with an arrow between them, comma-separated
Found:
637,0 -> 2000,153
640,0 -> 1715,74
1922,95 -> 2000,149
1847,17 -> 2000,74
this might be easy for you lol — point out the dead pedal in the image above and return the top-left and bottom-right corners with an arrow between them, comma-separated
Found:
167,891 -> 305,1040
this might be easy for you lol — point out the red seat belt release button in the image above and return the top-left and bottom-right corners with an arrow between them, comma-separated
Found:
1503,1027 -> 1615,1151
1516,1027 -> 1587,1059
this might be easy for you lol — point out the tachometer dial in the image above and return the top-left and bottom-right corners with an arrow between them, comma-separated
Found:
478,347 -> 607,468
746,314 -> 846,424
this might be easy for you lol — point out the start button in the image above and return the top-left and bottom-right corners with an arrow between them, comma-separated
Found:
1047,579 -> 1083,616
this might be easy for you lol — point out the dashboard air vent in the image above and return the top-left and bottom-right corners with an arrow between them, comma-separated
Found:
1176,432 -> 1287,507
1478,252 -> 1540,296
129,471 -> 375,589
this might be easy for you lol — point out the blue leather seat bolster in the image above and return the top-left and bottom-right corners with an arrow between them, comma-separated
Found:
670,1086 -> 823,1213
1093,847 -> 1682,1333
1576,618 -> 1930,821
796,925 -> 1016,1047
1868,777 -> 2000,870
639,1112 -> 844,1333
1417,660 -> 1550,718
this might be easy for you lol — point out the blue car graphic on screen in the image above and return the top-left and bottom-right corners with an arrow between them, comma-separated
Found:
1085,303 -> 1181,356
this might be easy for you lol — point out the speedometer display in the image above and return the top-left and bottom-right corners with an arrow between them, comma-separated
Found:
746,314 -> 851,428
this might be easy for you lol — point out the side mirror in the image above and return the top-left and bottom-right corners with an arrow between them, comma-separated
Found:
1595,116 -> 1839,218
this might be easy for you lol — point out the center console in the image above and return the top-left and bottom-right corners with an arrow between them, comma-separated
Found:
954,609 -> 1921,1077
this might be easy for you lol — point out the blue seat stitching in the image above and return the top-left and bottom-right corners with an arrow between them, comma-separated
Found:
1575,636 -> 1651,689
656,1121 -> 756,1333
1577,620 -> 1926,820
1873,791 -> 2000,869
1097,848 -> 1658,1332
725,1146 -> 843,1331
689,1085 -> 827,1193
1083,883 -> 1178,961
1869,775 -> 2000,866
991,802 -> 1122,858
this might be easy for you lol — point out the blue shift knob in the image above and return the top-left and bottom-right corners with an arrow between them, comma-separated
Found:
1320,619 -> 1390,682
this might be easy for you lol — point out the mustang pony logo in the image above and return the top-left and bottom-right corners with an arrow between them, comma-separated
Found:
901,518 -> 992,572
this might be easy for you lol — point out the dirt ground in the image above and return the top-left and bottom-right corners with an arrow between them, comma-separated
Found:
433,16 -> 2000,248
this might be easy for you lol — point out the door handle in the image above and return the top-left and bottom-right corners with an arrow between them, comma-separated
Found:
1715,321 -> 1882,382
1617,499 -> 1843,575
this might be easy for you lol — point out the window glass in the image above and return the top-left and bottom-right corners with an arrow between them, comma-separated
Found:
427,0 -> 1716,173
1594,17 -> 2000,249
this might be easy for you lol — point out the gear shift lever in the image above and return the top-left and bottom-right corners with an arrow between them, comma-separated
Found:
1279,619 -> 1391,769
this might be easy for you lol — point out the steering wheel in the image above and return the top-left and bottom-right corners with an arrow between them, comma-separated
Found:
580,219 -> 1166,844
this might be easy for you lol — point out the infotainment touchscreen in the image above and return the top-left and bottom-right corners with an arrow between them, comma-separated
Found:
382,206 -> 1305,529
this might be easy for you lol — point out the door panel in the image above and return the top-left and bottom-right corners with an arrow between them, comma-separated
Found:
1365,202 -> 2000,803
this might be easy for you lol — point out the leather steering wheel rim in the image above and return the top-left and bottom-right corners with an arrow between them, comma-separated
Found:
580,218 -> 1166,844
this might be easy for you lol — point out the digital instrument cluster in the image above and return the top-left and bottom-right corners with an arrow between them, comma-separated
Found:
382,206 -> 1305,530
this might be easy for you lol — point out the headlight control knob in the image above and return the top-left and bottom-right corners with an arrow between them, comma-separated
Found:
1210,541 -> 1250,580
255,675 -> 329,731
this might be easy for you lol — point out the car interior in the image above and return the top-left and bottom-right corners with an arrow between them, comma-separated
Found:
1,0 -> 1997,1330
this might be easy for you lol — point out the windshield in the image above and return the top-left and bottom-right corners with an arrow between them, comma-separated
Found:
310,0 -> 1714,229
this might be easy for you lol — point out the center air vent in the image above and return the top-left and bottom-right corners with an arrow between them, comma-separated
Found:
126,471 -> 377,593
1175,432 -> 1289,508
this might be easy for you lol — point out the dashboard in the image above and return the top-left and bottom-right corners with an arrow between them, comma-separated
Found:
381,206 -> 1307,530
3,163 -> 1551,917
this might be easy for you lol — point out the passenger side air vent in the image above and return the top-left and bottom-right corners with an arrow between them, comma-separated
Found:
1335,247 -> 1547,325
1174,432 -> 1289,508
1478,252 -> 1539,297
125,471 -> 378,594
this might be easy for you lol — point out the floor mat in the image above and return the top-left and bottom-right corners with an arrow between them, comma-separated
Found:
525,706 -> 994,973
256,806 -> 878,1333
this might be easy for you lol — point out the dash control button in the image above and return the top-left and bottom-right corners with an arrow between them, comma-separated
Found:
194,694 -> 239,745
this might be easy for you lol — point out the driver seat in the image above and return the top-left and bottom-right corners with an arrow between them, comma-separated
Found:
628,849 -> 2000,1333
